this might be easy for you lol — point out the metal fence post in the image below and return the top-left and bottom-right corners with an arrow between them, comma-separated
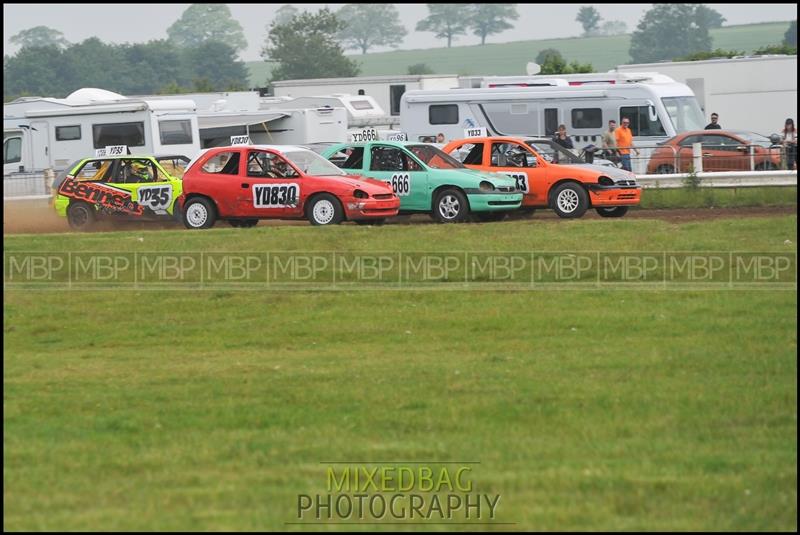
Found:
692,142 -> 703,173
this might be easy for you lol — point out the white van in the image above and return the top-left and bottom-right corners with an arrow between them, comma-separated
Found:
3,88 -> 200,176
400,73 -> 706,149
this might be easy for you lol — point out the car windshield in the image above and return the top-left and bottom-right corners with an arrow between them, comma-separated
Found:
406,144 -> 465,169
731,131 -> 773,147
284,150 -> 346,176
661,96 -> 705,133
524,139 -> 582,164
156,156 -> 190,178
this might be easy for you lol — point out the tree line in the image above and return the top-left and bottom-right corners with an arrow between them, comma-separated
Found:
4,3 -> 797,100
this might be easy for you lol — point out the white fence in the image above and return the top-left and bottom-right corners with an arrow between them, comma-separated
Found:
636,170 -> 797,189
3,172 -> 53,199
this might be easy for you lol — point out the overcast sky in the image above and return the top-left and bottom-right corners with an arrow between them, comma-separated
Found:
4,3 -> 797,62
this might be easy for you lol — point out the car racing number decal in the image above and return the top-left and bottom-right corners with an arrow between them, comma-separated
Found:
253,183 -> 299,208
500,172 -> 529,193
389,173 -> 411,196
138,185 -> 173,214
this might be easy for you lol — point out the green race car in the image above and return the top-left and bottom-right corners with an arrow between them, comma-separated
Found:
52,155 -> 189,230
321,141 -> 522,222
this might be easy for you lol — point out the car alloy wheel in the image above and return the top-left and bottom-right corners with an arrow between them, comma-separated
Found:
312,199 -> 335,225
186,203 -> 208,228
438,194 -> 461,220
556,189 -> 579,213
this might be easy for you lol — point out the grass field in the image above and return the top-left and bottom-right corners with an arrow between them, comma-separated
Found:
4,214 -> 797,530
247,21 -> 793,86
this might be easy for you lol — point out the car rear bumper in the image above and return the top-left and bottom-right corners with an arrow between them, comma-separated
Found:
467,192 -> 524,212
53,195 -> 69,217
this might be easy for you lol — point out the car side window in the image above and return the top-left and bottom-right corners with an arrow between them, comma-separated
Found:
452,143 -> 484,165
329,147 -> 364,169
201,152 -> 240,175
491,143 -> 513,167
370,146 -> 406,171
678,135 -> 702,148
247,151 -> 298,178
74,160 -> 113,181
113,159 -> 159,184
705,135 -> 740,152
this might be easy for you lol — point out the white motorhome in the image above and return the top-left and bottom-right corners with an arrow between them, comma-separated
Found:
3,88 -> 200,175
613,55 -> 797,136
271,74 -> 460,118
400,73 -> 706,149
133,90 -> 349,147
196,106 -> 348,147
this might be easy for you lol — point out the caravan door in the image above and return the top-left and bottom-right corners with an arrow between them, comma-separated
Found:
30,121 -> 52,171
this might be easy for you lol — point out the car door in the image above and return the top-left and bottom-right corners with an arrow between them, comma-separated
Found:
194,150 -> 243,216
238,150 -> 302,218
705,134 -> 748,171
365,144 -> 428,211
108,158 -> 174,217
488,141 -> 546,202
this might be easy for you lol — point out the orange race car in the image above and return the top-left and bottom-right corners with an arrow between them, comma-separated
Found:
442,136 -> 641,218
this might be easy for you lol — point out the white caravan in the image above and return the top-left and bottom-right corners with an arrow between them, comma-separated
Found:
3,88 -> 200,175
400,73 -> 705,149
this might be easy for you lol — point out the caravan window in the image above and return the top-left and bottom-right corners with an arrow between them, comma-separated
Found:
429,105 -> 459,125
158,120 -> 193,145
92,122 -> 145,149
56,125 -> 81,141
4,137 -> 21,164
620,106 -> 666,137
571,108 -> 602,129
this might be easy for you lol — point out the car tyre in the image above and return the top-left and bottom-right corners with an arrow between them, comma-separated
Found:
550,182 -> 589,219
307,194 -> 344,226
595,206 -> 629,218
433,188 -> 469,223
67,201 -> 96,231
183,197 -> 216,229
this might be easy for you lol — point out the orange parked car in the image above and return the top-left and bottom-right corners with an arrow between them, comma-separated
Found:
442,136 -> 641,218
646,130 -> 783,174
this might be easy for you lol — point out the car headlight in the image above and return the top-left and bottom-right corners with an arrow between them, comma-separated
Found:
353,189 -> 368,199
479,180 -> 495,192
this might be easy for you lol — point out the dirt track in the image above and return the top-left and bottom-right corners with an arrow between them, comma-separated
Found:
3,198 -> 796,235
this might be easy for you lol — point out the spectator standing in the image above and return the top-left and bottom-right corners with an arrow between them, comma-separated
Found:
436,132 -> 446,144
552,124 -> 574,150
783,118 -> 797,170
601,119 -> 619,164
614,118 -> 639,172
705,113 -> 722,130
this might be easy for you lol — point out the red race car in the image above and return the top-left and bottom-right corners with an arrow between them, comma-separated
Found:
179,145 -> 400,228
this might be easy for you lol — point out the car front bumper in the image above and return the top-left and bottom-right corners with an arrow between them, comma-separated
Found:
344,198 -> 401,220
466,192 -> 524,212
587,184 -> 642,207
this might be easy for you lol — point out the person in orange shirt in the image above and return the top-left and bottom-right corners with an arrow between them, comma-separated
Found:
614,118 -> 640,172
